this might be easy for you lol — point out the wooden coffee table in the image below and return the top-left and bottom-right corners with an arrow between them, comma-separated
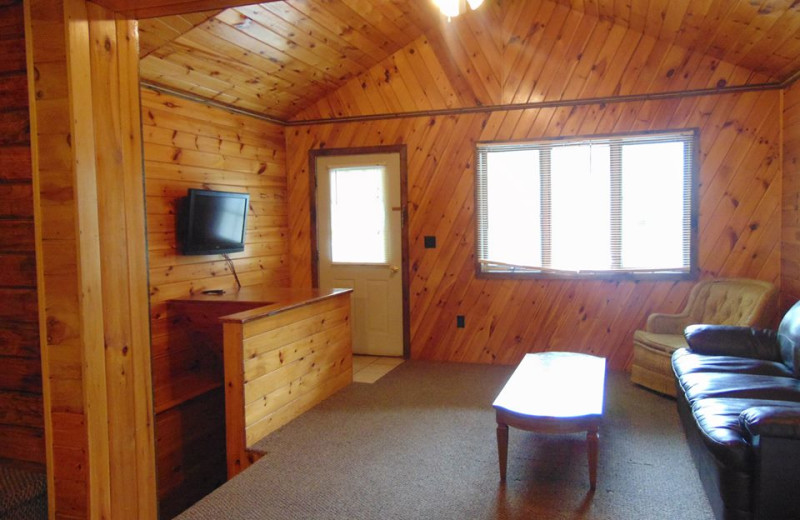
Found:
492,352 -> 606,489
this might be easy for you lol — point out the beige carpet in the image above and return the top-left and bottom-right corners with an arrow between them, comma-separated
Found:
178,361 -> 714,520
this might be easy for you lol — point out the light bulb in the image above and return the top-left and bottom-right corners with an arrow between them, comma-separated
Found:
436,0 -> 461,18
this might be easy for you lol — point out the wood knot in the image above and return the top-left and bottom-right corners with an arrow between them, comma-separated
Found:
46,316 -> 67,344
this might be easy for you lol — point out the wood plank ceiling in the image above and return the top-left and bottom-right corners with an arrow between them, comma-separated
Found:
138,1 -> 434,119
137,0 -> 800,121
553,0 -> 800,79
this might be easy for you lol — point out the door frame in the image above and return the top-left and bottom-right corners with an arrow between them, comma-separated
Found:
308,145 -> 410,359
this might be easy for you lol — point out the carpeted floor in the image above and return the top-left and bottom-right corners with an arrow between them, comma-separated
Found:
178,361 -> 714,520
0,465 -> 47,520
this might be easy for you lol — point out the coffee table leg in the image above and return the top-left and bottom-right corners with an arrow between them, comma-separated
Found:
587,427 -> 599,490
497,422 -> 508,482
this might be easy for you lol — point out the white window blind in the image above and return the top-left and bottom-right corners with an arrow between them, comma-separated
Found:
475,130 -> 696,277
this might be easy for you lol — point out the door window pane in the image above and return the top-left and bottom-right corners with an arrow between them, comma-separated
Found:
329,166 -> 388,264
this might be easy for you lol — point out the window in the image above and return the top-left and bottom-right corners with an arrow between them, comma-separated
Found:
475,130 -> 697,278
329,165 -> 388,264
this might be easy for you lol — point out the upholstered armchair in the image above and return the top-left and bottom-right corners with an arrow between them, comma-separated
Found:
630,278 -> 777,396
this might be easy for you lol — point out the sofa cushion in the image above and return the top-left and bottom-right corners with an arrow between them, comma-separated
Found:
679,372 -> 800,405
672,348 -> 793,379
633,330 -> 687,354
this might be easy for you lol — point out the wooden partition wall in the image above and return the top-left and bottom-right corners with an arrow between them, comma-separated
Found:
0,0 -> 44,470
141,88 -> 289,518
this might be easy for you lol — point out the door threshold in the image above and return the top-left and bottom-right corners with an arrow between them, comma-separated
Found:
352,355 -> 404,384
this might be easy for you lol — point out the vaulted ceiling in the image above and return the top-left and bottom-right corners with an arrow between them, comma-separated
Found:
136,0 -> 800,122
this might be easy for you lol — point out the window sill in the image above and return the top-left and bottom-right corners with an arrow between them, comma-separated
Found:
475,268 -> 697,281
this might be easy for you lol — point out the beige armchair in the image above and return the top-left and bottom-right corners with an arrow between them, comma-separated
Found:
630,278 -> 777,396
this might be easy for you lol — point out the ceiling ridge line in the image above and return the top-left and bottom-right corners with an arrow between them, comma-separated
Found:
141,78 -> 788,128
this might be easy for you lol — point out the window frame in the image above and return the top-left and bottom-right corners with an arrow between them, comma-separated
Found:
474,128 -> 700,281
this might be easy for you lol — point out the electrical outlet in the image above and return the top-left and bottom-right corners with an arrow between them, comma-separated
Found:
456,315 -> 465,328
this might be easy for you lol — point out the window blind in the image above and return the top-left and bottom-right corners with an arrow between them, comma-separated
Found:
475,130 -> 696,276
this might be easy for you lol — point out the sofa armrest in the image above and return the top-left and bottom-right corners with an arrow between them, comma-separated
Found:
646,313 -> 690,334
740,406 -> 800,441
739,405 -> 800,519
684,324 -> 781,360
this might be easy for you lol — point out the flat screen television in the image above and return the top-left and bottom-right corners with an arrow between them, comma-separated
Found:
179,189 -> 249,255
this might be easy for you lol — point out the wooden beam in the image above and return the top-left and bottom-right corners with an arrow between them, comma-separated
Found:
86,2 -> 158,517
63,0 -> 112,517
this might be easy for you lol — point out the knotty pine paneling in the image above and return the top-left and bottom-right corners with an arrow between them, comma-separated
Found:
137,0 -> 434,120
135,0 -> 800,121
137,9 -> 220,58
141,87 -> 289,518
26,0 -> 91,516
286,90 -> 781,370
552,0 -> 800,82
0,0 -> 44,470
86,5 -> 159,516
293,3 -> 770,121
783,83 -> 800,313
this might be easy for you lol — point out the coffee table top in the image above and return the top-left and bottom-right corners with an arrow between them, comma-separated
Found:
493,352 -> 606,419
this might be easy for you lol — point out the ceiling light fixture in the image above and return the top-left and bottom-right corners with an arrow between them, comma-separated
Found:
433,0 -> 485,20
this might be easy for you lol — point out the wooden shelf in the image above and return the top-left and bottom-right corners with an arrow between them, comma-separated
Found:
154,369 -> 222,415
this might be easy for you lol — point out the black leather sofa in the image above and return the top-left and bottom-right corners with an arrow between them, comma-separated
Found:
671,301 -> 800,520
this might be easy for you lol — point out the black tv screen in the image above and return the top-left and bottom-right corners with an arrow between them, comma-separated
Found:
180,189 -> 249,255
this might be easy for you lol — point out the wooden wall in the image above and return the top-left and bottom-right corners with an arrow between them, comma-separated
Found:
0,0 -> 44,470
784,84 -> 800,313
141,87 -> 289,518
286,12 -> 782,369
287,92 -> 781,370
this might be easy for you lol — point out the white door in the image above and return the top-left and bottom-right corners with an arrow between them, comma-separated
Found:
316,153 -> 403,356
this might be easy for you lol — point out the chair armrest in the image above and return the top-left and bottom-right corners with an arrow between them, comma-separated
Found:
646,313 -> 690,334
740,406 -> 800,441
684,324 -> 780,360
